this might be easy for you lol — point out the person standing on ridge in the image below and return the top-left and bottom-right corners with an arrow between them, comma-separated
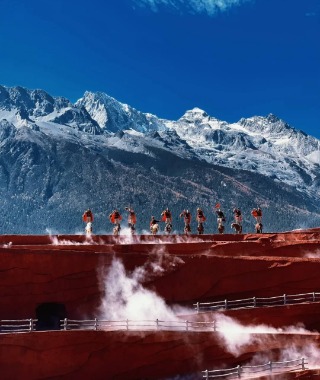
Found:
83,208 -> 94,223
179,209 -> 191,234
161,207 -> 173,234
233,208 -> 242,224
82,208 -> 94,235
255,208 -> 262,224
251,207 -> 263,233
150,216 -> 160,235
125,207 -> 137,235
196,207 -> 206,234
215,207 -> 225,234
161,207 -> 172,223
109,209 -> 122,235
232,207 -> 242,233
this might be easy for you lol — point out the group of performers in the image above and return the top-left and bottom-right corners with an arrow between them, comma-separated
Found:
82,205 -> 263,236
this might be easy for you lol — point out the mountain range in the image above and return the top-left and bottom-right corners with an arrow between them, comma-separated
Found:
0,85 -> 319,234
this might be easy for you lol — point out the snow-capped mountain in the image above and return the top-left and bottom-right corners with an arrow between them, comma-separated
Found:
0,85 -> 319,234
77,92 -> 320,197
76,91 -> 165,133
0,85 -> 101,134
162,109 -> 320,196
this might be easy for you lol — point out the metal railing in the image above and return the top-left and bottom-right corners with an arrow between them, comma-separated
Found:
59,318 -> 218,331
194,291 -> 320,312
0,319 -> 36,333
203,357 -> 307,378
0,318 -> 218,334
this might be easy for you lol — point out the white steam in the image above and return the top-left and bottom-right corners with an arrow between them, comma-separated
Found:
243,342 -> 320,374
98,248 -> 188,321
214,314 -> 313,356
279,344 -> 320,369
2,241 -> 12,248
96,250 -> 320,374
304,249 -> 320,259
49,235 -> 99,245
99,258 -> 176,320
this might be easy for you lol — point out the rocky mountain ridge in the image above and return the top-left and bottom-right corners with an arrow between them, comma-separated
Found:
75,89 -> 320,197
0,85 -> 319,233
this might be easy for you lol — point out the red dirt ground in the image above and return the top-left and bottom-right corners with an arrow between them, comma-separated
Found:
1,229 -> 320,379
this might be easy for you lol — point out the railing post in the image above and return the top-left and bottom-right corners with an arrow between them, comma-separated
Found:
196,302 -> 200,313
283,294 -> 287,305
237,364 -> 241,378
126,319 -> 129,331
185,320 -> 189,331
204,369 -> 209,380
269,361 -> 272,373
63,318 -> 68,331
156,318 -> 159,330
313,292 -> 315,302
94,318 -> 98,331
213,320 -> 216,332
225,299 -> 228,310
301,357 -> 305,370
29,319 -> 33,332
253,297 -> 256,307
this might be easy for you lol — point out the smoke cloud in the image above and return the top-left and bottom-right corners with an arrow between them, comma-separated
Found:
279,344 -> 320,369
98,247 -> 188,321
96,245 -> 320,375
214,314 -> 312,356
304,248 -> 320,259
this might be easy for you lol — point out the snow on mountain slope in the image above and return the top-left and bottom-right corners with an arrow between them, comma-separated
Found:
73,91 -> 320,191
75,93 -> 320,196
104,128 -> 196,160
0,85 -> 320,233
0,85 -> 101,134
76,91 -> 166,133
237,114 -> 320,156
161,109 -> 320,196
307,151 -> 320,165
1,85 -> 320,199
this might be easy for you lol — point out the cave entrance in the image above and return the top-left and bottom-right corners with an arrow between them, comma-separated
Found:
36,303 -> 66,331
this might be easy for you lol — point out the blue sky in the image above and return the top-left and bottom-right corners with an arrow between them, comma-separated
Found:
0,0 -> 319,137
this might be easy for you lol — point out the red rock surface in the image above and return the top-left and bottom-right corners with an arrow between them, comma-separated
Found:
0,330 -> 319,379
1,229 -> 320,379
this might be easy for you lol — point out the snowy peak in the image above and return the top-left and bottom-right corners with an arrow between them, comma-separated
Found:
76,91 -> 110,130
48,105 -> 102,134
0,85 -> 101,133
238,113 -> 293,136
0,119 -> 15,140
164,107 -> 231,150
236,113 -> 319,156
0,85 -> 55,116
76,91 -> 165,133
0,85 -> 319,199
179,107 -> 209,122
178,107 -> 224,126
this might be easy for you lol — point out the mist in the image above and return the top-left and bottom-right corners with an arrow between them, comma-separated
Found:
98,247 -> 189,321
